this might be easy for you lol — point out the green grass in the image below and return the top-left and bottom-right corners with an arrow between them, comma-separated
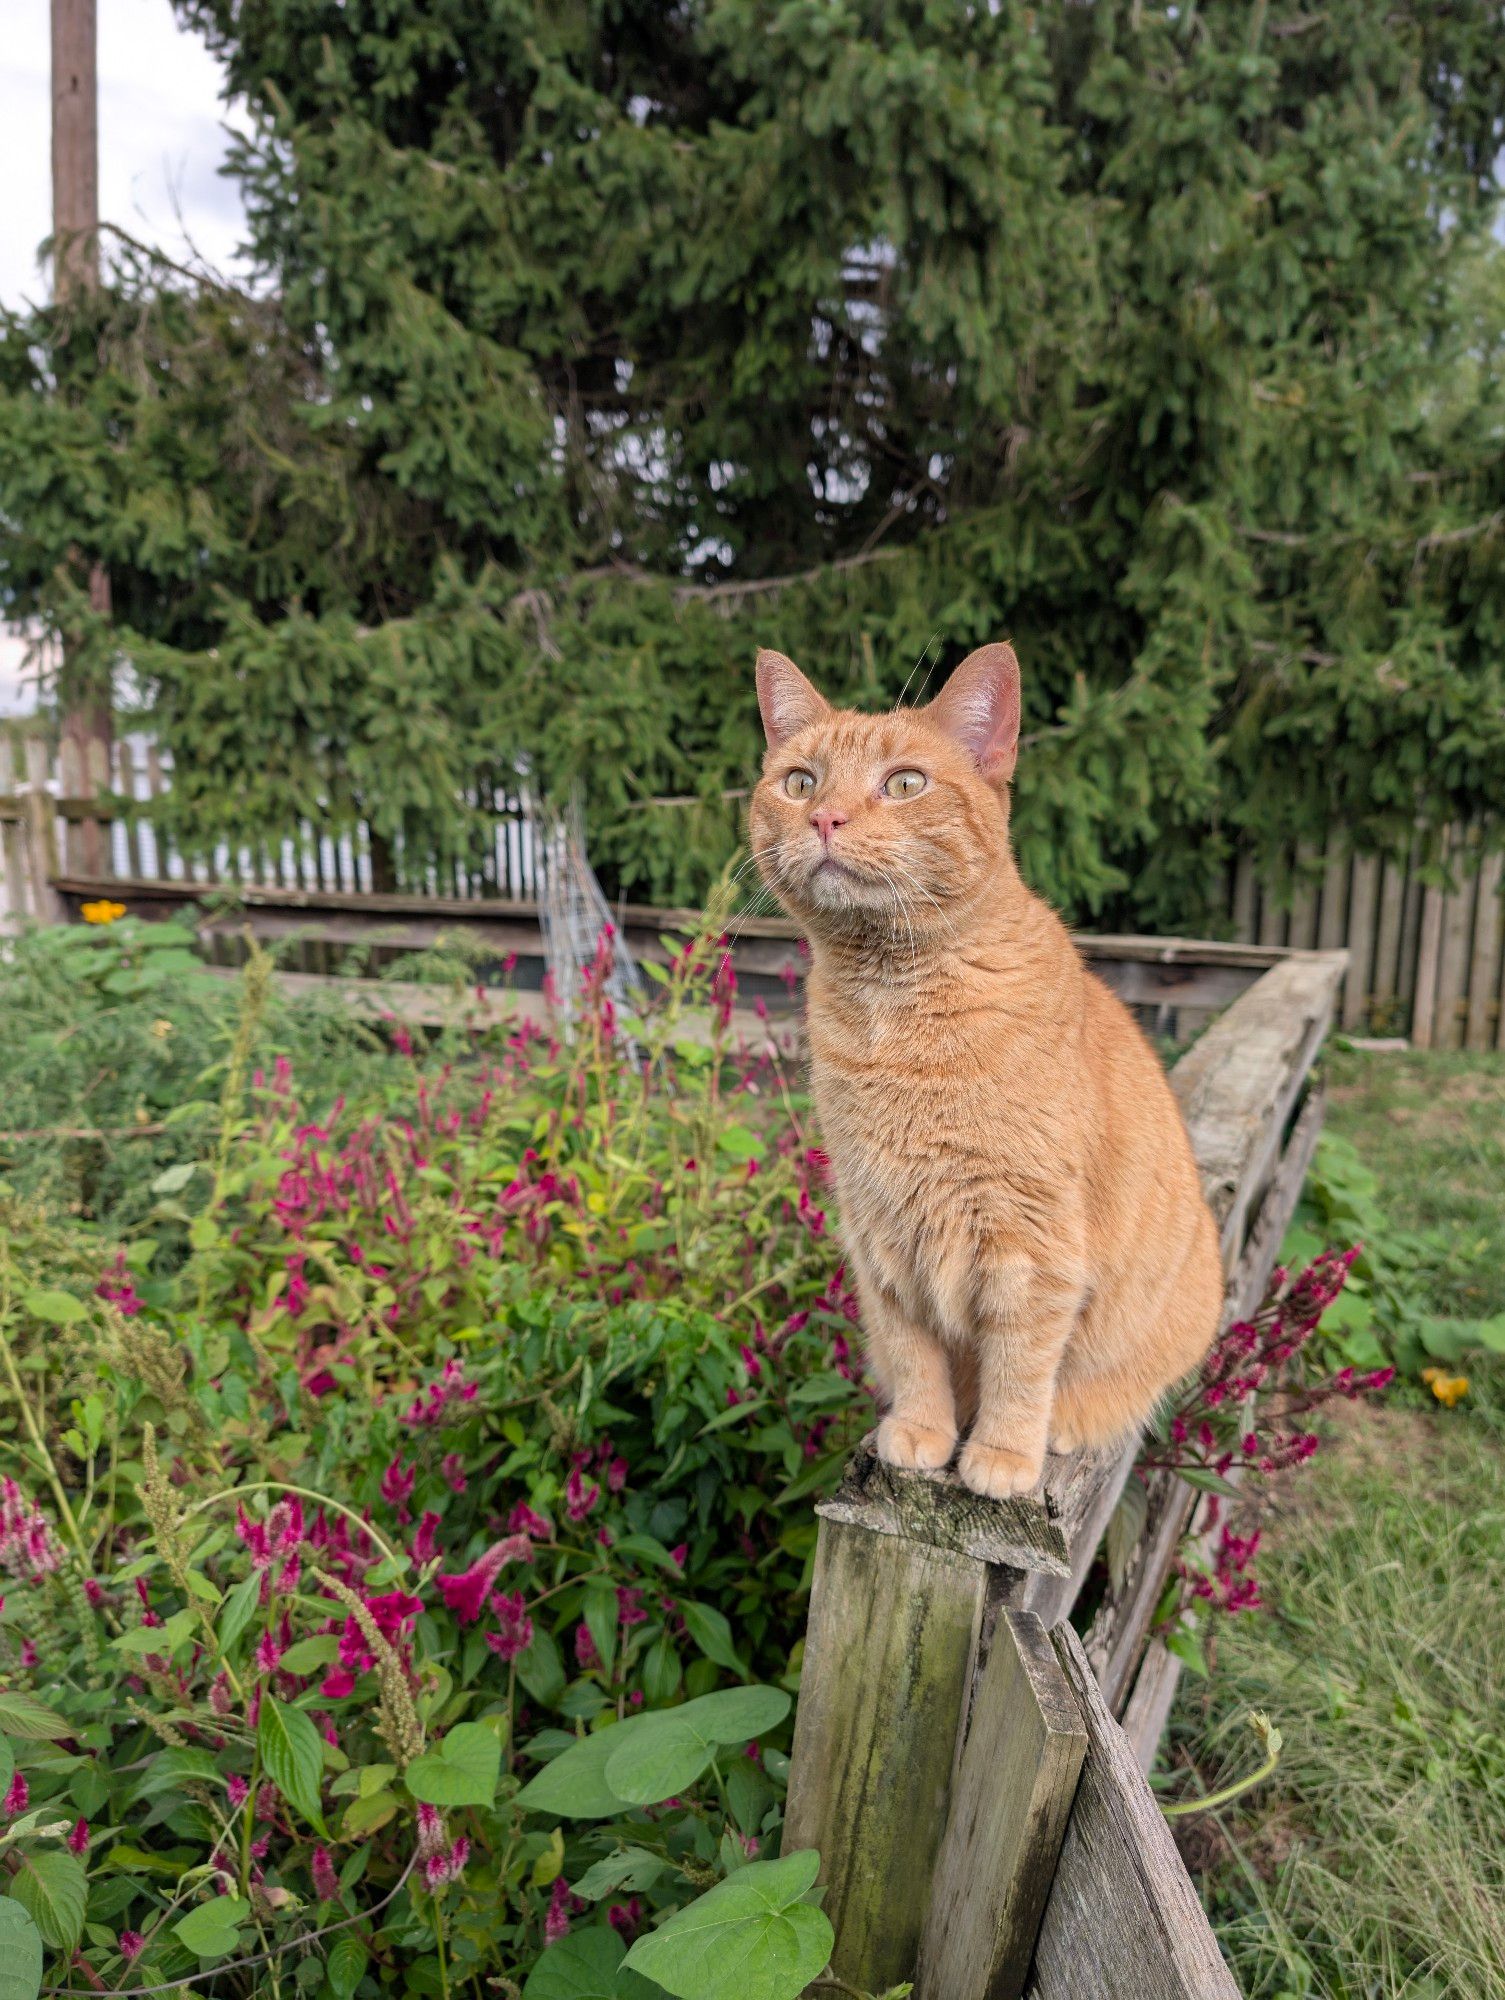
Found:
1169,1050 -> 1505,2000
1322,1045 -> 1505,1322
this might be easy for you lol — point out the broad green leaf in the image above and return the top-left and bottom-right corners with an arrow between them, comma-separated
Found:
0,1740 -> 12,1803
1471,1312 -> 1505,1354
277,1634 -> 341,1674
623,1850 -> 833,2000
520,1689 -> 789,1818
515,1626 -> 567,1705
11,1851 -> 87,1953
516,1724 -> 632,1820
258,1695 -> 327,1832
175,1895 -> 250,1960
325,1935 -> 368,2000
22,1288 -> 86,1326
582,1578 -> 618,1675
603,1718 -> 715,1805
522,1926 -> 660,2000
0,1694 -> 70,1743
571,1848 -> 670,1902
341,1790 -> 398,1838
679,1602 -> 747,1676
640,1633 -> 681,1706
218,1569 -> 262,1654
129,1746 -> 222,1804
607,1534 -> 680,1575
405,1723 -> 501,1809
674,1688 -> 789,1744
0,1897 -> 43,2000
113,1607 -> 196,1656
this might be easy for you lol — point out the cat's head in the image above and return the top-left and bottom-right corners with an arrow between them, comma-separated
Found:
748,643 -> 1020,934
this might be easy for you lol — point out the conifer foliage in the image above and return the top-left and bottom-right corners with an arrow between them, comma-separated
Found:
2,2 -> 1503,921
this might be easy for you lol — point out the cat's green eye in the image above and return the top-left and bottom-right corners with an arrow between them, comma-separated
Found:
784,770 -> 816,800
883,769 -> 927,799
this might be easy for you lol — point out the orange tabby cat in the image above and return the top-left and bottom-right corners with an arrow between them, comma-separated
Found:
750,642 -> 1222,1498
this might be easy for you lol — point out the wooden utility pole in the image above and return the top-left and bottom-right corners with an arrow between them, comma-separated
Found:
51,0 -> 113,874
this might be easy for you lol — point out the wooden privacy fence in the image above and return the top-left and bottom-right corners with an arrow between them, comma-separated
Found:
782,950 -> 1345,1997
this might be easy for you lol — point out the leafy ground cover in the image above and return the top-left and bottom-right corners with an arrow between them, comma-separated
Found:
1169,1050 -> 1505,2000
0,918 -> 1492,2000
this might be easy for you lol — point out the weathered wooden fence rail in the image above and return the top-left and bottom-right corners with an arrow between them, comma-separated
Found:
781,947 -> 1345,1997
0,721 -> 1494,1041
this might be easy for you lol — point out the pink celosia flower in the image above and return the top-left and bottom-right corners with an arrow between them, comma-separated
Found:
3,1772 -> 29,1817
415,1802 -> 446,1858
565,1466 -> 599,1522
507,1503 -> 552,1541
412,1511 -> 443,1565
96,1250 -> 142,1317
544,1876 -> 574,1945
440,1452 -> 468,1495
401,1359 -> 477,1430
380,1458 -> 416,1517
437,1540 -> 530,1624
574,1622 -> 600,1670
0,1477 -> 64,1580
227,1775 -> 250,1810
68,1817 -> 89,1854
311,1846 -> 340,1902
118,1932 -> 145,1963
484,1590 -> 534,1661
424,1836 -> 470,1891
608,1897 -> 643,1941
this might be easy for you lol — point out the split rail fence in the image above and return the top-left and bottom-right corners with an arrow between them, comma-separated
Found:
1,725 -> 1496,1045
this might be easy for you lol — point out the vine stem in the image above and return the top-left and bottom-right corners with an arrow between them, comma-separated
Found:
1162,1744 -> 1281,1818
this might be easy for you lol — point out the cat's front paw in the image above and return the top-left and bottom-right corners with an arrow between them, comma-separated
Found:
957,1440 -> 1043,1500
876,1416 -> 956,1473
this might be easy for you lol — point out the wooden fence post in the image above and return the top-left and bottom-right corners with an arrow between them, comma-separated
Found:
780,1518 -> 995,1991
22,737 -> 65,926
1024,1626 -> 1241,2000
917,1611 -> 1087,2000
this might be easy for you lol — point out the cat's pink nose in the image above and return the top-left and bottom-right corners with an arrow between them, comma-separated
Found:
810,807 -> 848,845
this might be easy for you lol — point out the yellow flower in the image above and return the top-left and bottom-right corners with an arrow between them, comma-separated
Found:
1421,1366 -> 1469,1407
80,899 -> 127,925
150,1018 -> 174,1041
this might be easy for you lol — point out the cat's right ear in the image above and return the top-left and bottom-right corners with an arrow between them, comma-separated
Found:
755,649 -> 829,750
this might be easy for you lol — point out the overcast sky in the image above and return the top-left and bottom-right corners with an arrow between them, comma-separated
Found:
1,1 -> 247,708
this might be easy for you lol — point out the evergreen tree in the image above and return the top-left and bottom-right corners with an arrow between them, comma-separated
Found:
2,1 -> 1503,922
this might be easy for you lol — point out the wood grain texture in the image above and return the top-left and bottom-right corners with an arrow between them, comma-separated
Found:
1434,833 -> 1473,1053
1465,849 -> 1502,1053
1026,1623 -> 1242,2000
918,1611 -> 1088,2000
782,1520 -> 989,1993
1119,1639 -> 1184,1777
1168,951 -> 1344,1261
1342,853 -> 1379,1030
1411,880 -> 1444,1047
816,1431 -> 1071,1576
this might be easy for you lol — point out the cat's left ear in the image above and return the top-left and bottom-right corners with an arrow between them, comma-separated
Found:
925,643 -> 1021,784
756,649 -> 830,749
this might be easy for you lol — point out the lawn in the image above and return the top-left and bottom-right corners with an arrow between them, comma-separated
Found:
1169,1048 -> 1505,2000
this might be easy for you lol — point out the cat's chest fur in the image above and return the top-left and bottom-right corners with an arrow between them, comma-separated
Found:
804,958 -> 1086,1319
